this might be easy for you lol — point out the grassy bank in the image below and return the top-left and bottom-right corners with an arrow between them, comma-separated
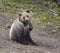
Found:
0,0 -> 60,30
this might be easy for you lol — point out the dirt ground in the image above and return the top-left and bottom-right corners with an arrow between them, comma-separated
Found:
0,12 -> 60,53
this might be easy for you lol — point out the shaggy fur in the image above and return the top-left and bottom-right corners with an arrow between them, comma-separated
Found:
9,11 -> 37,45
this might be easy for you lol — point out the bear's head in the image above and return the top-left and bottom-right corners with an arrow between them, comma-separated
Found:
18,10 -> 31,24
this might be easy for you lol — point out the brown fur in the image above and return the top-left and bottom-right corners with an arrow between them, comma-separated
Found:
9,11 -> 37,45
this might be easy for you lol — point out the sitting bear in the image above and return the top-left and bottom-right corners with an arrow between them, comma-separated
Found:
9,10 -> 37,45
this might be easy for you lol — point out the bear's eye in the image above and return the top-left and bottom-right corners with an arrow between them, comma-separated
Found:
26,15 -> 29,18
23,17 -> 25,19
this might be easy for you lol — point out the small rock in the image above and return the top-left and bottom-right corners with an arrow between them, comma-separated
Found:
48,9 -> 58,16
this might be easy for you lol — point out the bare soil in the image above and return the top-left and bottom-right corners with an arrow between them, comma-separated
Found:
0,12 -> 60,53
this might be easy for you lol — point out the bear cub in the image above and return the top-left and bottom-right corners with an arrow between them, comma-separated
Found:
9,10 -> 37,45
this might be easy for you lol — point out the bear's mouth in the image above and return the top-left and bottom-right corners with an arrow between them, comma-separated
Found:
25,21 -> 29,24
23,21 -> 29,26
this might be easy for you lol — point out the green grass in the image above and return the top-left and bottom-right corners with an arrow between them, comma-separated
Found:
0,0 -> 60,29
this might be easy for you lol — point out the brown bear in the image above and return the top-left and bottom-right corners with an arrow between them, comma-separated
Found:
9,10 -> 37,45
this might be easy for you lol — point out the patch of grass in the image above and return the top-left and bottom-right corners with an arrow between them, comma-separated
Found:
0,0 -> 60,28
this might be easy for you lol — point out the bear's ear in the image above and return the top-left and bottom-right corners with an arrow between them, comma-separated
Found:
18,14 -> 22,16
26,10 -> 30,13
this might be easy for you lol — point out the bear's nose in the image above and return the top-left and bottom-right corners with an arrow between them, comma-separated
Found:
25,20 -> 29,22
